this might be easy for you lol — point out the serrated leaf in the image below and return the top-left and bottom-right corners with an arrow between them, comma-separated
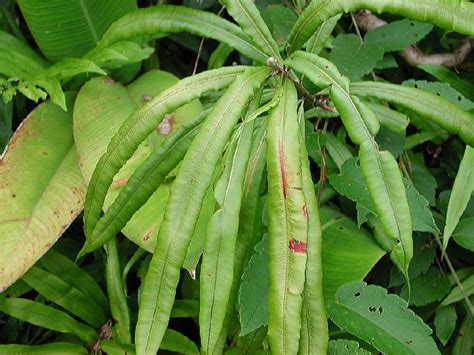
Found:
400,267 -> 451,307
239,234 -> 269,336
365,19 -> 433,52
328,339 -> 371,355
435,305 -> 457,346
0,96 -> 86,291
403,80 -> 474,111
329,34 -> 383,81
327,281 -> 440,354
419,64 -> 474,102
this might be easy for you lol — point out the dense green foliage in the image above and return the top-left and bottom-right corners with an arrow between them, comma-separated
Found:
0,0 -> 473,354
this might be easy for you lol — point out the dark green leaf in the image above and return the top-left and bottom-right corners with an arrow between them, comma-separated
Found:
400,267 -> 451,306
453,217 -> 474,251
435,305 -> 457,346
327,282 -> 439,354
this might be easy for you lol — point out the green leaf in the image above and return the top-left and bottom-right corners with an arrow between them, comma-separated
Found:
239,234 -> 269,336
208,43 -> 233,70
403,80 -> 474,111
375,126 -> 405,158
200,91 -> 260,354
452,217 -> 474,251
419,64 -> 474,102
0,298 -> 97,342
350,81 -> 474,146
39,249 -> 108,314
17,0 -> 137,61
22,266 -> 107,327
135,67 -> 270,355
221,0 -> 281,60
400,267 -> 451,307
453,313 -> 473,355
440,274 -> 474,308
82,66 -> 245,250
365,19 -> 433,52
327,281 -> 440,354
0,96 -> 86,291
260,5 -> 298,48
443,145 -> 474,251
330,34 -> 383,81
287,0 -> 474,53
161,329 -> 199,355
0,343 -> 87,354
171,300 -> 199,318
320,207 -> 385,301
328,339 -> 371,355
105,238 -> 131,344
75,70 -> 203,253
365,101 -> 409,134
306,15 -> 340,55
435,305 -> 457,346
99,5 -> 267,64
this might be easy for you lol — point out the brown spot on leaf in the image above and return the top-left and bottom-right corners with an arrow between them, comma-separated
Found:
141,95 -> 152,103
157,114 -> 175,136
112,178 -> 128,188
103,77 -> 115,85
289,239 -> 307,253
143,232 -> 152,242
303,204 -> 308,219
406,340 -> 413,345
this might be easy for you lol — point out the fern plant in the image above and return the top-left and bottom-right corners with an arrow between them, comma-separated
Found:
0,0 -> 473,354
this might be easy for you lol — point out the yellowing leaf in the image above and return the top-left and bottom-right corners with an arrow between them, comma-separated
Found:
0,95 -> 86,291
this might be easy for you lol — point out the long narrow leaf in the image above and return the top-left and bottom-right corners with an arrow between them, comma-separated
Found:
200,92 -> 258,354
287,0 -> 474,54
443,146 -> 474,251
135,67 -> 270,355
22,266 -> 107,328
0,343 -> 87,354
82,109 -> 208,253
266,80 -> 307,354
221,0 -> 281,60
105,238 -> 131,344
82,66 -> 247,249
351,81 -> 474,145
298,105 -> 328,354
39,249 -> 108,314
99,5 -> 267,64
0,298 -> 96,342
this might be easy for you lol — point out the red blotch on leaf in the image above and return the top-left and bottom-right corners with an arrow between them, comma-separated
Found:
289,239 -> 307,253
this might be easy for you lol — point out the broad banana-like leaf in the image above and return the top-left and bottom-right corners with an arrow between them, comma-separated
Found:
17,0 -> 137,61
74,70 -> 202,251
287,0 -> 474,54
0,95 -> 86,291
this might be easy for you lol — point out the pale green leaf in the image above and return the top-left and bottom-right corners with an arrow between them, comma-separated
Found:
0,96 -> 86,291
328,339 -> 371,355
452,217 -> 474,251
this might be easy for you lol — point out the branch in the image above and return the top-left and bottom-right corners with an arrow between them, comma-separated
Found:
354,10 -> 472,68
